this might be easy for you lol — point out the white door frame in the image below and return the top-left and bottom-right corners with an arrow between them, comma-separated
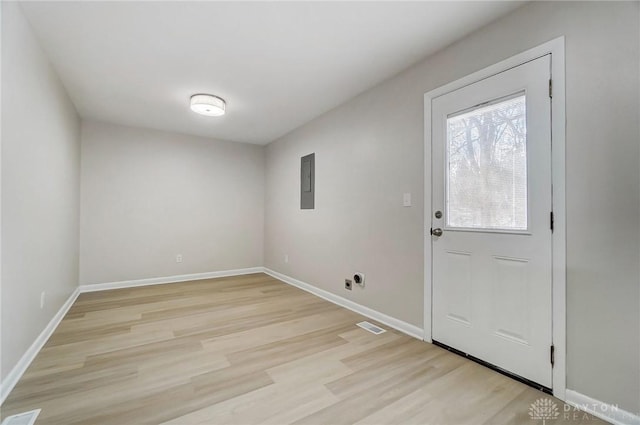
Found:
423,37 -> 566,400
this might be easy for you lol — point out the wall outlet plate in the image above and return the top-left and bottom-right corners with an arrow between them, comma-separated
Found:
345,279 -> 353,290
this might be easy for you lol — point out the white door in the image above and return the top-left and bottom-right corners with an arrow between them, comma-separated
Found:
431,55 -> 553,388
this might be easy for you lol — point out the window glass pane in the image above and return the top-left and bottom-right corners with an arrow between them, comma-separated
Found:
446,94 -> 527,230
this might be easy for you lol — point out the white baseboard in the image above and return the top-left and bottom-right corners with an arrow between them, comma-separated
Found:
565,390 -> 640,425
78,267 -> 264,293
0,288 -> 81,405
1,266 -> 263,406
262,268 -> 424,339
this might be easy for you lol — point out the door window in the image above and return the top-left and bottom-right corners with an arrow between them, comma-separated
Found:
446,93 -> 528,231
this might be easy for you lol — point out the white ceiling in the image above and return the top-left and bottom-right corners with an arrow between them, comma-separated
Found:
20,1 -> 524,145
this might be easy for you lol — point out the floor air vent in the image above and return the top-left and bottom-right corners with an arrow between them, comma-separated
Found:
1,409 -> 41,425
357,321 -> 386,335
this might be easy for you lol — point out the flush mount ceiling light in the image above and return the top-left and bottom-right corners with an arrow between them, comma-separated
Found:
190,94 -> 226,117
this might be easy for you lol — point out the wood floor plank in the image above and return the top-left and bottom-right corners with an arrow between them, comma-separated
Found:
159,383 -> 339,425
293,359 -> 453,425
1,273 -> 606,425
362,362 -> 525,425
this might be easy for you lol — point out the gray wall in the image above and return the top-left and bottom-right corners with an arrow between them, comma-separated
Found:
79,121 -> 264,285
264,1 -> 640,413
1,2 -> 81,382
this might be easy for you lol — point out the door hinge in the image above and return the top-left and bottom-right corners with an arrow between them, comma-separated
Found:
549,79 -> 553,98
550,211 -> 554,232
550,345 -> 555,367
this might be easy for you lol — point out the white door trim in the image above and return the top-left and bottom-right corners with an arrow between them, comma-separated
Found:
423,36 -> 566,400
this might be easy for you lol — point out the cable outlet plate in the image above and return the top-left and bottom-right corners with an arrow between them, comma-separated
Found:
344,279 -> 352,290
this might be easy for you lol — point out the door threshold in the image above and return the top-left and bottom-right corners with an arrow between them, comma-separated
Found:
432,339 -> 552,395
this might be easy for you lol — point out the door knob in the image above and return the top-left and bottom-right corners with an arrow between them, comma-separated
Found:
431,228 -> 443,237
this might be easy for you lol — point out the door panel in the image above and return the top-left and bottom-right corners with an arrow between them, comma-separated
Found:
431,55 -> 552,388
443,251 -> 472,326
491,256 -> 530,345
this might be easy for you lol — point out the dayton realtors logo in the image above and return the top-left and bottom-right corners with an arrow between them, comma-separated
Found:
529,398 -> 560,424
529,398 -> 627,423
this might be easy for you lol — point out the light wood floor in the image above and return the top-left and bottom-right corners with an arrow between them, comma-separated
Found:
2,273 -> 603,425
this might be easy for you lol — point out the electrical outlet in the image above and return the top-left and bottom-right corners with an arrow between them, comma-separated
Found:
176,254 -> 183,263
40,292 -> 45,309
345,279 -> 353,290
403,192 -> 412,207
284,254 -> 289,263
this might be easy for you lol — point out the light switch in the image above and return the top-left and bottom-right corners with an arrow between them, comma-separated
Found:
403,193 -> 412,207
